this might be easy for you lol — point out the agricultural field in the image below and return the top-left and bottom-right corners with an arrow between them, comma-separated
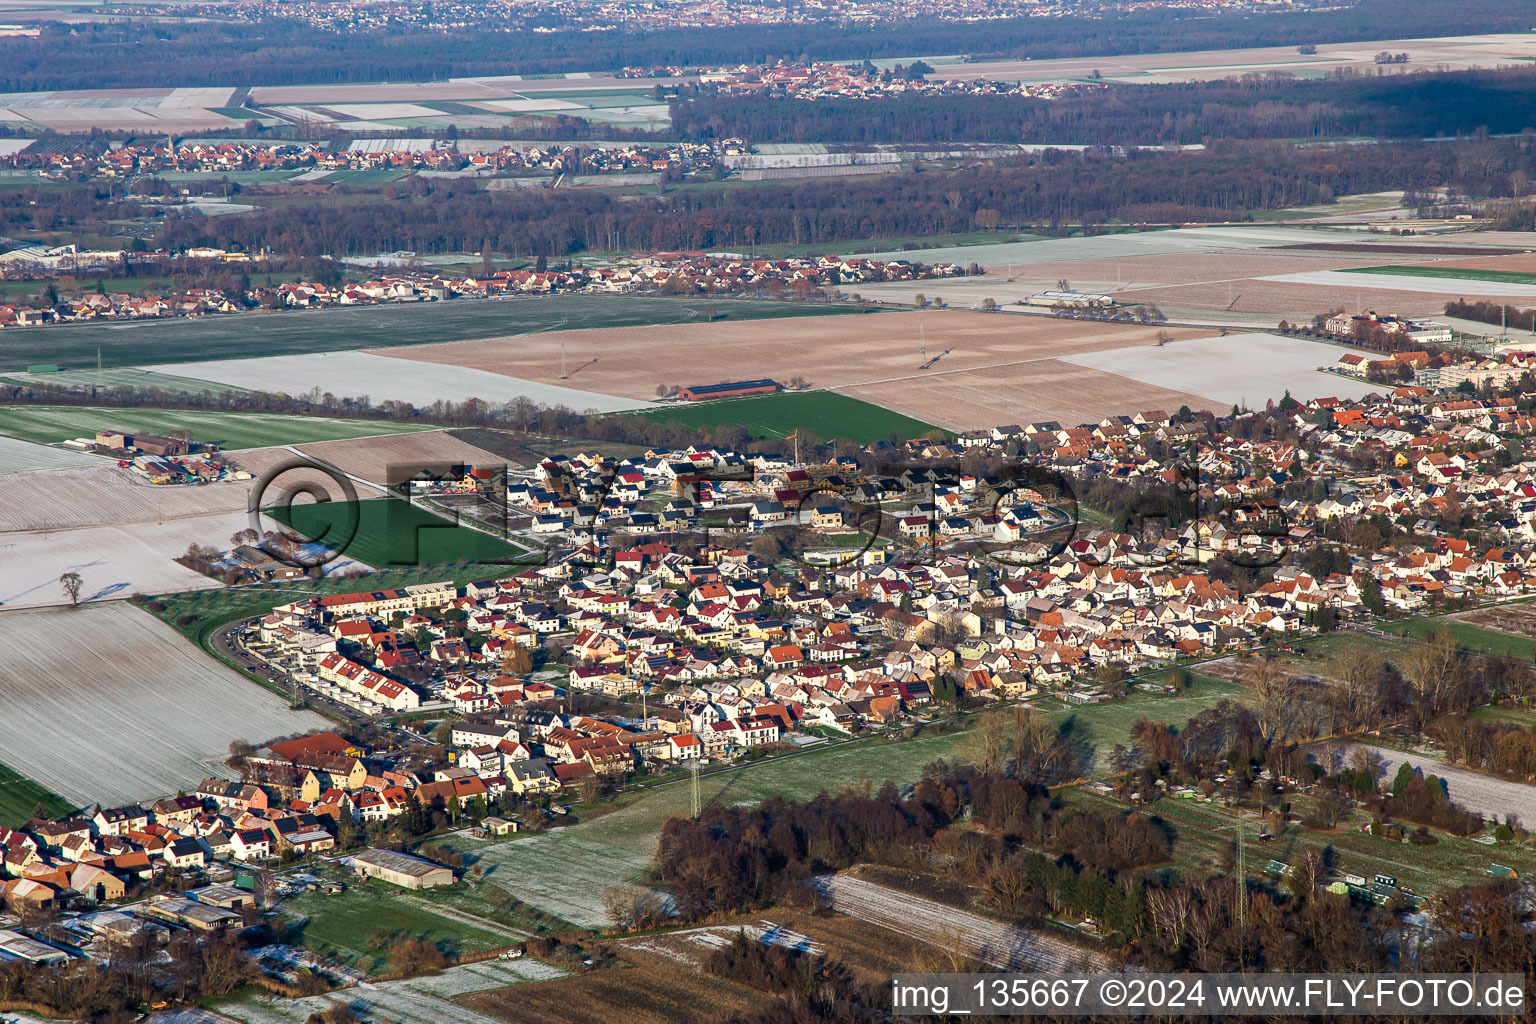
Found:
373,310 -> 1215,430
855,225 -> 1536,321
216,956 -> 565,1024
0,433 -> 102,473
0,462 -> 252,531
246,428 -> 513,487
1059,333 -> 1385,407
149,351 -> 650,413
638,390 -> 945,443
266,497 -> 528,570
0,510 -> 252,609
1352,265 -> 1536,286
0,603 -> 328,806
0,295 -> 859,373
281,885 -> 515,972
924,32 -> 1536,86
459,942 -> 767,1024
0,760 -> 74,828
0,405 -> 433,450
8,366 -> 258,396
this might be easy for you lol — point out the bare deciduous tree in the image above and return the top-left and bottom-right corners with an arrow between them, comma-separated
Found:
1400,630 -> 1463,727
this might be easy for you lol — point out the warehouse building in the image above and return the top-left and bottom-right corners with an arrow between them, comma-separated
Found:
677,378 -> 781,401
1025,289 -> 1113,310
348,848 -> 455,889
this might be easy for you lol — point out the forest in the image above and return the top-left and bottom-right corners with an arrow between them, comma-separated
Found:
147,135 -> 1536,257
672,67 -> 1536,147
0,0 -> 1532,91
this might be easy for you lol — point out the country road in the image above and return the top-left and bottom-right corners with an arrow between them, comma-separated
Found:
809,874 -> 1110,972
1317,741 -> 1536,826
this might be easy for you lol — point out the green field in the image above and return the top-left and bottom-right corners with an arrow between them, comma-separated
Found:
283,884 -> 513,972
1381,618 -> 1536,660
0,406 -> 431,450
267,498 -> 529,570
10,367 -> 257,396
0,761 -> 75,828
1042,673 -> 1252,771
639,390 -> 945,443
0,296 -> 868,373
1353,265 -> 1536,286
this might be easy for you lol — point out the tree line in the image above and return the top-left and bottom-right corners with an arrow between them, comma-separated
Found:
1,0 -> 1532,92
151,136 -> 1536,258
673,67 -> 1536,147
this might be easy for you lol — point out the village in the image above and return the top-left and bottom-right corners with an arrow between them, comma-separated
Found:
649,60 -> 1104,101
0,249 -> 966,327
1,341 -> 1536,989
0,138 -> 732,183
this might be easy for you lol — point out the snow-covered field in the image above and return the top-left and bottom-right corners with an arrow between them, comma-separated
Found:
0,603 -> 328,806
0,435 -> 103,474
1259,270 -> 1536,297
462,827 -> 655,927
0,510 -> 368,609
0,463 -> 252,532
859,226 -> 1385,269
219,958 -> 566,1024
0,511 -> 244,608
144,351 -> 650,413
1324,743 -> 1536,826
1062,332 -> 1387,406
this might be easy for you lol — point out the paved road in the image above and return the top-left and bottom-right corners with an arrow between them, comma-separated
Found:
1317,741 -> 1536,826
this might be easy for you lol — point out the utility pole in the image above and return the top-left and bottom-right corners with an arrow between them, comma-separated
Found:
690,758 -> 701,819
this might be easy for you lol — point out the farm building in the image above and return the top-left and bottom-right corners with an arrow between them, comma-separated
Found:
95,430 -> 191,457
0,929 -> 71,964
348,848 -> 455,889
1025,290 -> 1113,310
677,379 -> 781,401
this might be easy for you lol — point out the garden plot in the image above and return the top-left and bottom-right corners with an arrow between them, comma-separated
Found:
0,434 -> 102,473
1450,604 -> 1536,640
221,958 -> 564,1024
1060,332 -> 1386,406
0,603 -> 327,806
146,351 -> 650,413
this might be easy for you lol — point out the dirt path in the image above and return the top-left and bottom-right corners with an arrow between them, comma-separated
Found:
1321,741 -> 1536,826
809,873 -> 1109,972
